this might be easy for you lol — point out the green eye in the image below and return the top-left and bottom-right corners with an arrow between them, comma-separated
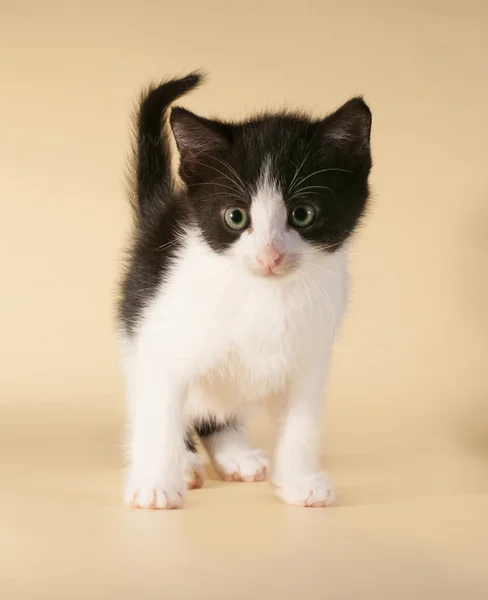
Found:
224,207 -> 249,231
290,204 -> 315,228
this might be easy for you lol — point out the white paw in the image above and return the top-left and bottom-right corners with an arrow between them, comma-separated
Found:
125,474 -> 186,510
273,472 -> 335,507
183,452 -> 205,490
214,449 -> 269,482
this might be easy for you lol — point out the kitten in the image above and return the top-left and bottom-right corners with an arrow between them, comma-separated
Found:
118,72 -> 372,509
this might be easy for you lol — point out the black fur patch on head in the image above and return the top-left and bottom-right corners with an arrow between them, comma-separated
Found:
170,100 -> 372,253
118,73 -> 372,334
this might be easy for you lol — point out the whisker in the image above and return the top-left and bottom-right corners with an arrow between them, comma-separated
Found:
288,152 -> 311,195
297,269 -> 322,332
191,191 -> 241,202
199,152 -> 247,194
294,167 -> 353,190
301,270 -> 336,337
300,270 -> 329,334
290,186 -> 338,203
341,228 -> 382,245
191,156 -> 247,197
296,241 -> 344,254
154,239 -> 180,252
186,181 -> 243,195
292,185 -> 336,194
299,262 -> 346,284
185,164 -> 244,197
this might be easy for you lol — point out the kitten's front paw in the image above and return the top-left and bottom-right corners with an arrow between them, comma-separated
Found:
215,449 -> 269,482
273,472 -> 335,507
125,477 -> 186,510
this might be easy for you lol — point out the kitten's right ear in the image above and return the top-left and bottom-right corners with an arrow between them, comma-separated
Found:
170,108 -> 234,183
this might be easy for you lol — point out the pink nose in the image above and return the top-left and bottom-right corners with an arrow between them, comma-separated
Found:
257,245 -> 283,271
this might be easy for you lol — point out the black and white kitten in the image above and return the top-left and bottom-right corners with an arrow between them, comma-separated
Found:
118,73 -> 372,509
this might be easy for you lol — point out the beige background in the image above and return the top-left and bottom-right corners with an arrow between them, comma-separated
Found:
1,1 -> 488,598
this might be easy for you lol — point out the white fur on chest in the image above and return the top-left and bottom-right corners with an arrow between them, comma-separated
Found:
133,230 -> 347,418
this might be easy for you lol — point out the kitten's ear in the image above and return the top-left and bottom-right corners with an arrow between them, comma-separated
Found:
170,107 -> 233,182
316,98 -> 372,171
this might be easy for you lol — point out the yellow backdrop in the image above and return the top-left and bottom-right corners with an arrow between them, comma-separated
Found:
1,1 -> 487,598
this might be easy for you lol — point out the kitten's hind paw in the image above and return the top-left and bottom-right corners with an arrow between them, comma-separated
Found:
184,452 -> 205,490
215,449 -> 269,482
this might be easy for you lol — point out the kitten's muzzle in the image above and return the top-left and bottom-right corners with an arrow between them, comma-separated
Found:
256,244 -> 283,274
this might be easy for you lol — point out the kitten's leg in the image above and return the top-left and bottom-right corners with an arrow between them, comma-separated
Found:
272,361 -> 335,507
198,419 -> 269,482
183,432 -> 205,490
124,350 -> 187,510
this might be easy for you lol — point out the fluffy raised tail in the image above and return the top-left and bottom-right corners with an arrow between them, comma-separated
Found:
132,72 -> 203,214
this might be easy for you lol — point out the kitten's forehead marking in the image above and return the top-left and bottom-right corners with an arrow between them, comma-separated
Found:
250,159 -> 287,238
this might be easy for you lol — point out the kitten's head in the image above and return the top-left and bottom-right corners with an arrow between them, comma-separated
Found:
170,98 -> 372,278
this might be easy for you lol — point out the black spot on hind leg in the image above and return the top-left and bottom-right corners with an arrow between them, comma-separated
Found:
183,428 -> 205,490
185,430 -> 197,453
194,415 -> 239,439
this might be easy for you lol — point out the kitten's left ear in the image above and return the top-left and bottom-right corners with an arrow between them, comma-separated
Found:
170,107 -> 234,183
316,98 -> 372,170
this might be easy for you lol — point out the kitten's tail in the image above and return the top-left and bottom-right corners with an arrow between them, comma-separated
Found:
131,72 -> 204,214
